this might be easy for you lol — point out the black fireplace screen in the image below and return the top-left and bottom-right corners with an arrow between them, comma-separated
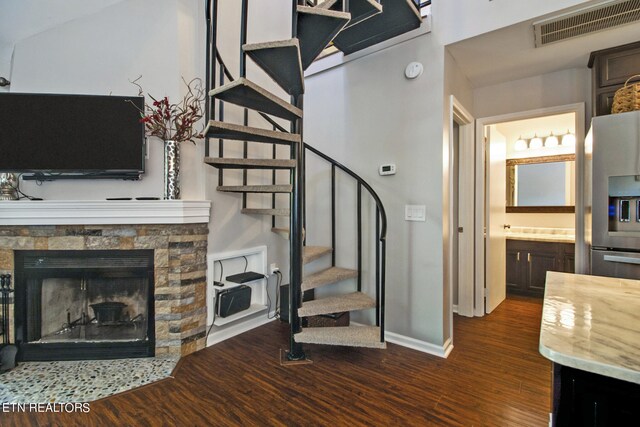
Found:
15,250 -> 155,361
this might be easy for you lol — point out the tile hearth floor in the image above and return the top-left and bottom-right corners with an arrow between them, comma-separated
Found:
0,355 -> 179,403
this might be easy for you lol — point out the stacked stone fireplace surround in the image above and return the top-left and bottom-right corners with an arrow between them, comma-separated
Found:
0,223 -> 209,357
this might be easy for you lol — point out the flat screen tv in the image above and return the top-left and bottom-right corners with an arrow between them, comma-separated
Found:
0,93 -> 146,180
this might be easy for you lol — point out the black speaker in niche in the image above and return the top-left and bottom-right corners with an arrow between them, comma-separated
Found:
216,285 -> 251,318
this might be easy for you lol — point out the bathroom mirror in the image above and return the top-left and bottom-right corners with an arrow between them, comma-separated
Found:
506,154 -> 575,213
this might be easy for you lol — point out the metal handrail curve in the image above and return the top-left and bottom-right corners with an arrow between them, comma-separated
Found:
304,143 -> 387,241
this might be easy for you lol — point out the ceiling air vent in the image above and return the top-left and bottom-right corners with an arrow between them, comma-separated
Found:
533,0 -> 640,47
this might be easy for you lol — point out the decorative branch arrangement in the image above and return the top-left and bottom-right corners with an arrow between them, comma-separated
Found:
129,76 -> 206,144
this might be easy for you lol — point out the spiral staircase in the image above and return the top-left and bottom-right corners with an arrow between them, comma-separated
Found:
204,0 -> 421,360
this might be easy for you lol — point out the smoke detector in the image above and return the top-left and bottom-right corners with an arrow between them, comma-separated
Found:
533,0 -> 640,47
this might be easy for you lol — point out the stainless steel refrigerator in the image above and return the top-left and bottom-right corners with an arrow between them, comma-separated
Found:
590,110 -> 640,279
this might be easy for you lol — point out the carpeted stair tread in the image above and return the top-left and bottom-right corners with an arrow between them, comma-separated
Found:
243,39 -> 304,95
210,78 -> 302,121
298,291 -> 375,317
296,326 -> 386,348
318,0 -> 382,28
217,185 -> 292,193
297,5 -> 350,69
242,208 -> 290,216
205,120 -> 300,145
204,158 -> 296,170
302,267 -> 358,291
303,246 -> 332,264
271,227 -> 305,240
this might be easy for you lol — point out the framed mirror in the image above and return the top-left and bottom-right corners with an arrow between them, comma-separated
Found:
506,154 -> 575,213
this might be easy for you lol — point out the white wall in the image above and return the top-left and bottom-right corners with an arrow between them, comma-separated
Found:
9,0 -> 206,201
0,43 -> 11,93
473,68 -> 591,125
0,0 -> 125,87
433,0 -> 592,46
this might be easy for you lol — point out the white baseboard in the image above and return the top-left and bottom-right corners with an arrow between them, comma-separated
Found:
206,316 -> 275,347
453,304 -> 459,314
350,321 -> 453,358
382,330 -> 453,359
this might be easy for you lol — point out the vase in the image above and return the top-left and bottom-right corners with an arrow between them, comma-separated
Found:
163,140 -> 180,200
0,173 -> 18,201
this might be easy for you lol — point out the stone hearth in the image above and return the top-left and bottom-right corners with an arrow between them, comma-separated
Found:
0,200 -> 211,357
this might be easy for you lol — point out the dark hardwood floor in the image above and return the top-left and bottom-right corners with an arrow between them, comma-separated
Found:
3,297 -> 550,426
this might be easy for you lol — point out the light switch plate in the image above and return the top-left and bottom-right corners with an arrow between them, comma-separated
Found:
405,205 -> 426,222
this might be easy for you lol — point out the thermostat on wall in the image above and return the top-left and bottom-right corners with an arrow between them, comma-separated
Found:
379,164 -> 396,176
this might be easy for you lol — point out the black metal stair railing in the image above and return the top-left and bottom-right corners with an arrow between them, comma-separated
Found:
304,143 -> 387,341
204,0 -> 387,347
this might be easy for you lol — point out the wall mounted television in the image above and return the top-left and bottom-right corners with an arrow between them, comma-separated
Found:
0,93 -> 146,180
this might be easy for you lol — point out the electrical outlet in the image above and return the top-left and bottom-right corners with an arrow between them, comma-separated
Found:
270,263 -> 279,275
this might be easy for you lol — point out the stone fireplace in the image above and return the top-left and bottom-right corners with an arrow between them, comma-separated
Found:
0,200 -> 211,358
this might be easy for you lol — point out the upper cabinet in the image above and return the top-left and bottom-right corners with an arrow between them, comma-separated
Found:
589,41 -> 640,117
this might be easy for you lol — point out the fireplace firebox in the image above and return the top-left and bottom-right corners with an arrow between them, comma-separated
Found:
14,250 -> 155,361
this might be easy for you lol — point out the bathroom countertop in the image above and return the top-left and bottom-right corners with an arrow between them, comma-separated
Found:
539,271 -> 640,384
506,227 -> 575,243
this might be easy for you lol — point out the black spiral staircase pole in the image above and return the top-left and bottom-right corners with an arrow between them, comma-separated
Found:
204,0 -> 216,158
287,0 -> 306,361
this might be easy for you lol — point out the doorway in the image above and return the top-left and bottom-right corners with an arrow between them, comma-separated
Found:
476,104 -> 585,314
449,96 -> 475,328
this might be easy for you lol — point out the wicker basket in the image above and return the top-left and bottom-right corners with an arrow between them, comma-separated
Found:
612,75 -> 640,114
306,311 -> 350,327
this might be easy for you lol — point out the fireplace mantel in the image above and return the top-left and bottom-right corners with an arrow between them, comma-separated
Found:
0,200 -> 211,225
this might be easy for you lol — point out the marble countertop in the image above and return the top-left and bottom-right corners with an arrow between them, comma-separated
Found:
506,227 -> 575,243
540,272 -> 640,384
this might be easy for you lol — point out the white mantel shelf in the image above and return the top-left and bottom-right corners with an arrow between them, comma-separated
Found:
0,200 -> 211,226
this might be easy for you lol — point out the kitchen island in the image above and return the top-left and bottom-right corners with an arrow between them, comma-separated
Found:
540,271 -> 640,425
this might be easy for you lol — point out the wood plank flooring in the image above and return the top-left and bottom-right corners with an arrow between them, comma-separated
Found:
2,297 -> 550,426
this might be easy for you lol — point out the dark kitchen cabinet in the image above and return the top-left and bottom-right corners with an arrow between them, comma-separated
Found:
588,41 -> 640,117
506,240 -> 575,298
553,364 -> 640,426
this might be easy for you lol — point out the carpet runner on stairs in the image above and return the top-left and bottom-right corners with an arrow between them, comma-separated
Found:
296,326 -> 386,348
301,266 -> 358,291
298,291 -> 375,317
302,246 -> 333,264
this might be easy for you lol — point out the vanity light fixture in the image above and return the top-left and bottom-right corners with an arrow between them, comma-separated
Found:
545,133 -> 559,148
529,134 -> 543,150
514,131 -> 575,151
514,136 -> 528,151
561,131 -> 576,147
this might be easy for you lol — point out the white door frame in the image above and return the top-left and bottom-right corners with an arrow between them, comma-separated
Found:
475,103 -> 586,314
448,95 -> 475,340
